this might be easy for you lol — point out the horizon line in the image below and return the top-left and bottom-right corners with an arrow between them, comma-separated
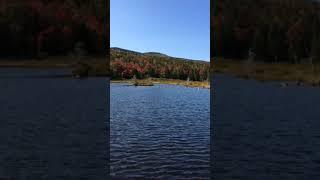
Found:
110,47 -> 210,62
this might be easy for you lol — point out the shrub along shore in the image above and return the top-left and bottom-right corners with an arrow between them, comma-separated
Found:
213,58 -> 320,87
0,58 -> 210,88
0,57 -> 109,77
111,78 -> 210,89
5,57 -> 320,87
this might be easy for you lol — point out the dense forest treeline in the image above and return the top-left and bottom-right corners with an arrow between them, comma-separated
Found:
111,48 -> 210,81
212,0 -> 320,63
0,0 -> 107,59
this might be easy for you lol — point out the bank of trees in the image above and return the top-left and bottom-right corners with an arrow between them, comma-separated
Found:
212,0 -> 320,63
0,0 -> 106,58
110,48 -> 210,81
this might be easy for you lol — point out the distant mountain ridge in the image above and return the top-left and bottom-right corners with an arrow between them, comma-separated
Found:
143,52 -> 169,58
110,47 -> 142,56
110,47 -> 210,81
110,47 -> 208,63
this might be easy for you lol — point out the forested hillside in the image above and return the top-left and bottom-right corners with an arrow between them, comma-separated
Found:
0,0 -> 106,58
212,0 -> 320,63
111,48 -> 210,81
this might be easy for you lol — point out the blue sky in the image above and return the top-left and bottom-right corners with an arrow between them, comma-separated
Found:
110,0 -> 210,61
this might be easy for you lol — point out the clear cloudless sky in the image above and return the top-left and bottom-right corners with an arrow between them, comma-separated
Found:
110,0 -> 210,61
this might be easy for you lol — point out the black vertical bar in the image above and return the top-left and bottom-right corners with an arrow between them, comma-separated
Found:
210,0 -> 214,179
105,0 -> 111,178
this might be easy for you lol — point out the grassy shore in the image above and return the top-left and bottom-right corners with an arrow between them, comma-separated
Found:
0,58 -> 210,88
111,78 -> 210,89
0,57 -> 109,77
213,58 -> 320,86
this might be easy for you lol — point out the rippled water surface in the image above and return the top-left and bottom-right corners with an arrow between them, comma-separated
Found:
212,74 -> 320,179
0,69 -> 108,179
111,83 -> 210,179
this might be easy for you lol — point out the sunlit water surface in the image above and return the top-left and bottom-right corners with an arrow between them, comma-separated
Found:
111,83 -> 210,179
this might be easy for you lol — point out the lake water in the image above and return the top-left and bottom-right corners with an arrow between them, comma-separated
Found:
7,68 -> 319,179
110,83 -> 210,179
0,69 -> 108,179
212,74 -> 320,179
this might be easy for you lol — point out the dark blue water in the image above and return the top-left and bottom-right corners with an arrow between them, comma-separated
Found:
111,83 -> 210,179
212,74 -> 320,179
0,69 -> 108,179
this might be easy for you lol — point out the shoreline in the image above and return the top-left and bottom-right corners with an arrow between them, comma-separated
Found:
213,59 -> 320,87
0,61 -> 72,69
0,58 -> 109,77
0,61 -> 209,88
111,78 -> 210,89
